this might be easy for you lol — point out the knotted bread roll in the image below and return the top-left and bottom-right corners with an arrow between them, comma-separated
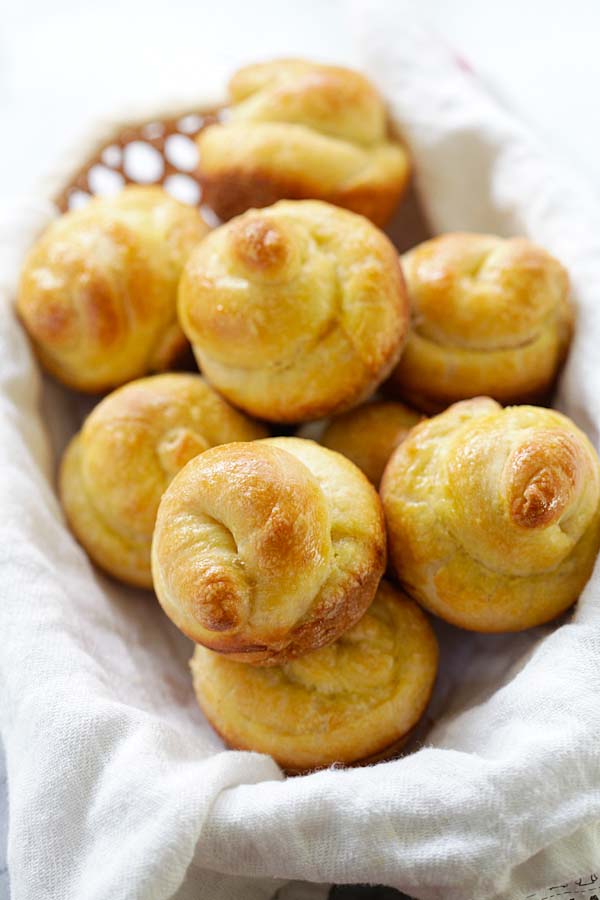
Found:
17,186 -> 210,392
152,437 -> 386,664
387,233 -> 573,412
190,580 -> 438,773
321,401 -> 422,487
60,374 -> 266,587
381,397 -> 600,632
197,59 -> 410,226
178,200 -> 409,422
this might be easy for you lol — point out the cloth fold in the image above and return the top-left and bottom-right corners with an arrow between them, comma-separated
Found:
2,7 -> 600,900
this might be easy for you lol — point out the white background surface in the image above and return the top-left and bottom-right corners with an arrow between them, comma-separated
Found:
3,0 -> 600,208
2,1 -> 600,897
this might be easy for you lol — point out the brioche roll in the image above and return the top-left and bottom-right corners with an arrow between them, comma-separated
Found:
321,401 -> 422,487
60,374 -> 266,587
381,397 -> 600,632
197,59 -> 410,226
387,233 -> 573,412
191,580 -> 438,773
152,436 -> 386,664
17,186 -> 210,392
178,200 -> 409,422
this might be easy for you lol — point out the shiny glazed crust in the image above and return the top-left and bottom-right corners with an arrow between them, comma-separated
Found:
190,580 -> 438,773
380,397 -> 600,632
178,200 -> 410,423
151,437 -> 387,664
17,186 -> 210,392
197,59 -> 410,226
321,401 -> 423,487
59,373 -> 267,587
387,233 -> 573,412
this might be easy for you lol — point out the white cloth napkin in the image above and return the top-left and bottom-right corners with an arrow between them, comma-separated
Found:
3,7 -> 600,900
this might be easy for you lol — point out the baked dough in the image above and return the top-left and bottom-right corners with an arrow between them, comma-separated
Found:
321,401 -> 422,487
17,186 -> 210,392
152,436 -> 386,664
60,373 -> 266,587
387,233 -> 573,412
197,59 -> 410,226
380,397 -> 600,632
178,200 -> 409,422
190,580 -> 438,773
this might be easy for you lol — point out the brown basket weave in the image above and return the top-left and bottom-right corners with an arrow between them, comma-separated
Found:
54,109 -> 220,223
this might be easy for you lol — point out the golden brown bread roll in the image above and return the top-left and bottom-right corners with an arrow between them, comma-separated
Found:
178,200 -> 409,422
380,397 -> 600,632
60,373 -> 266,587
190,579 -> 438,773
386,233 -> 573,412
17,186 -> 210,392
197,59 -> 410,226
152,436 -> 386,664
321,401 -> 422,487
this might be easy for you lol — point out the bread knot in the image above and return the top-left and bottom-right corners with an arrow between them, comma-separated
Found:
17,186 -> 210,392
388,233 -> 572,411
178,200 -> 409,422
381,398 -> 600,632
196,59 -> 410,226
152,437 -> 386,664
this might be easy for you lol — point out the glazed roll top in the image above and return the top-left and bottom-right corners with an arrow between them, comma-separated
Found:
197,59 -> 410,225
388,233 -> 572,411
320,401 -> 422,486
152,437 -> 386,664
228,58 -> 389,140
178,200 -> 409,422
17,186 -> 210,392
381,397 -> 600,631
60,374 -> 267,587
190,580 -> 438,773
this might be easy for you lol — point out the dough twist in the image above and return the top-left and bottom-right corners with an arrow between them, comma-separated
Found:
381,397 -> 600,631
152,437 -> 386,664
178,200 -> 409,422
17,186 -> 210,392
197,59 -> 410,225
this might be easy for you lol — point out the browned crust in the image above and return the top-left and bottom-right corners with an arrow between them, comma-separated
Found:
506,431 -> 580,529
199,164 -> 411,229
177,526 -> 386,666
230,216 -> 291,271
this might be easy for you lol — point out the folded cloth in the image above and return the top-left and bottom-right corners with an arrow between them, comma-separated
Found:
2,7 -> 600,900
